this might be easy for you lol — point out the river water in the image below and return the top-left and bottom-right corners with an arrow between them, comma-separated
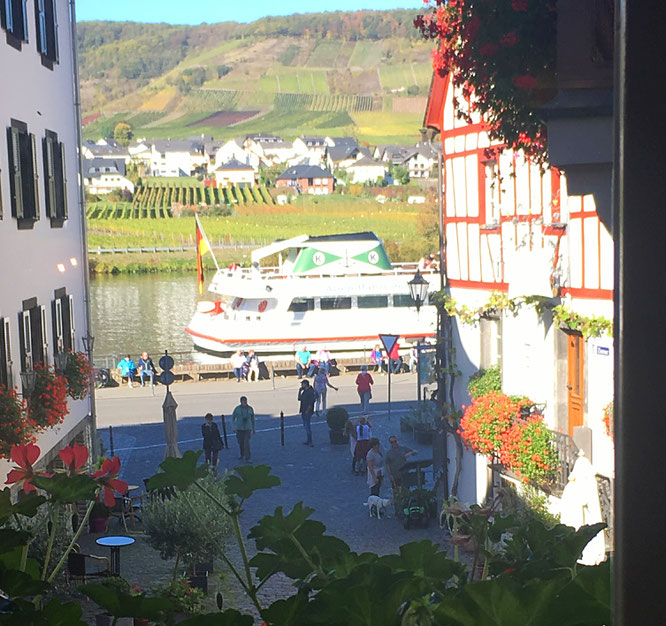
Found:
90,273 -> 210,368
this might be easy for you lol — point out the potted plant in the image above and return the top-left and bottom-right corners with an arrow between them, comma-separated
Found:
408,401 -> 438,444
25,362 -> 69,433
144,473 -> 232,586
153,577 -> 204,621
325,406 -> 349,445
89,500 -> 110,533
63,351 -> 94,399
0,384 -> 30,458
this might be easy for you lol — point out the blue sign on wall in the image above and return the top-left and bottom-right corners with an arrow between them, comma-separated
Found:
596,346 -> 610,356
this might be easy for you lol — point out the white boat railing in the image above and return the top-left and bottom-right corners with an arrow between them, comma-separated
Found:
214,263 -> 439,281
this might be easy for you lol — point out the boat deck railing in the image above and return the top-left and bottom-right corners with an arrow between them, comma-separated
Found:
216,262 -> 439,281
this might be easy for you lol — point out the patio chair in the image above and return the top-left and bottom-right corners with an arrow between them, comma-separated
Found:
66,547 -> 111,585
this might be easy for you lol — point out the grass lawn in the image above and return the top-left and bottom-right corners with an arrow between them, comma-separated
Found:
351,111 -> 423,142
307,41 -> 343,67
349,41 -> 386,68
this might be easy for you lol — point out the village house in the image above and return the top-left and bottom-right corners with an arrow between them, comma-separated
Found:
214,159 -> 256,188
325,137 -> 369,170
149,139 -> 204,177
275,164 -> 335,195
82,139 -> 130,163
83,158 -> 135,195
424,72 -> 614,507
0,0 -> 97,484
213,138 -> 262,174
345,157 -> 388,184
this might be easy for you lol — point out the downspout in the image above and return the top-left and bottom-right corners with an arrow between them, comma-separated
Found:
69,0 -> 98,459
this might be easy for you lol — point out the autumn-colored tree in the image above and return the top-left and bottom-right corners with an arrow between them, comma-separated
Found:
113,122 -> 133,146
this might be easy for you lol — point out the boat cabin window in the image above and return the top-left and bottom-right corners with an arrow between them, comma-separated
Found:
288,298 -> 315,312
393,294 -> 420,307
320,297 -> 352,310
358,295 -> 389,309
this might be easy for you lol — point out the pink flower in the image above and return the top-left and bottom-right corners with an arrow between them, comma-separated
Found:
5,443 -> 41,493
58,443 -> 89,475
512,74 -> 538,90
92,456 -> 128,507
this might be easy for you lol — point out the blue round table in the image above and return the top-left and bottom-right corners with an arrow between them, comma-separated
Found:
96,535 -> 135,575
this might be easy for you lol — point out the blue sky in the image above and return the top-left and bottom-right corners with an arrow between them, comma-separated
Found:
76,1 -> 423,25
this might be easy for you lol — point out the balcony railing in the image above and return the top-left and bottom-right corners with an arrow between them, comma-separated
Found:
549,429 -> 580,495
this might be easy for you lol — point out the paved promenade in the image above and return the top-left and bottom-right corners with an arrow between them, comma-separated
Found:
96,371 -> 448,555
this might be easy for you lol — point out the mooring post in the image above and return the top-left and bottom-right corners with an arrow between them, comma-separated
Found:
221,414 -> 229,449
280,411 -> 285,446
271,362 -> 276,390
109,425 -> 115,457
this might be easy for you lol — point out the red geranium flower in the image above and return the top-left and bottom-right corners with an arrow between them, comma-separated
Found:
59,443 -> 89,475
512,74 -> 538,90
5,443 -> 41,493
92,456 -> 128,507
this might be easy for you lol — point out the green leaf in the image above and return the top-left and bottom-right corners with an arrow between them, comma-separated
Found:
0,546 -> 41,579
147,450 -> 208,491
0,488 -> 46,525
41,599 -> 87,626
31,473 -> 98,503
434,577 -> 566,625
0,529 -> 33,555
79,583 -> 174,618
177,609 -> 254,625
0,562 -> 48,597
260,593 -> 309,625
224,464 -> 280,500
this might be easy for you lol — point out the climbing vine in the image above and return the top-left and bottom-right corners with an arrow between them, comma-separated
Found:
434,290 -> 612,338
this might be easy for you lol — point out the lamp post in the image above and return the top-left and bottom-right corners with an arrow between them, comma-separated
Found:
20,369 -> 37,399
54,351 -> 69,375
82,332 -> 99,461
408,270 -> 430,313
420,126 -> 450,500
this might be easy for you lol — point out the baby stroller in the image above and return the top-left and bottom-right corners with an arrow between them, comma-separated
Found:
399,458 -> 434,529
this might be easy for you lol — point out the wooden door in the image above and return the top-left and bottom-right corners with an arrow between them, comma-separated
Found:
567,333 -> 584,436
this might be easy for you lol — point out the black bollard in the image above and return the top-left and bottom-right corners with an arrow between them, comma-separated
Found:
220,414 -> 229,449
280,411 -> 285,446
109,425 -> 115,457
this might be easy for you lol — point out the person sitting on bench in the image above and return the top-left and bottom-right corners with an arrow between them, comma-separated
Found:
138,352 -> 156,387
117,355 -> 137,388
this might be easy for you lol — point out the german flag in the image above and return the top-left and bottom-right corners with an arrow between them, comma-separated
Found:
195,214 -> 211,295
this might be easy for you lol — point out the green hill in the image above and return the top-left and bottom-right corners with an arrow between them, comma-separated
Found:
78,10 -> 435,145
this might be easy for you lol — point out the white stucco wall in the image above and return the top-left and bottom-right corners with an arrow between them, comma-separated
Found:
0,0 -> 93,482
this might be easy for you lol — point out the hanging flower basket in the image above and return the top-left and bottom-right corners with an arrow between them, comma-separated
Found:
415,0 -> 558,164
0,385 -> 31,458
25,363 -> 69,432
63,351 -> 93,399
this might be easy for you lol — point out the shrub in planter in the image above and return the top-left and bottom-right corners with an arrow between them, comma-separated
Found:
144,473 -> 233,577
89,501 -> 111,533
153,577 -> 204,615
467,365 -> 501,399
326,406 -> 349,444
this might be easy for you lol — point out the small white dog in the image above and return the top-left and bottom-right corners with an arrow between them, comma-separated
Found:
364,495 -> 391,519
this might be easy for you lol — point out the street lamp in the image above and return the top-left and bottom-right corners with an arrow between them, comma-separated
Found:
20,369 -> 37,398
81,331 -> 98,461
82,333 -> 95,353
408,270 -> 430,313
54,351 -> 69,374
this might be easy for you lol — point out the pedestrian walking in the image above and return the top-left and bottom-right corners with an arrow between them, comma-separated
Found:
298,379 -> 316,446
201,413 -> 223,471
231,396 -> 255,462
355,365 -> 374,414
366,438 -> 385,496
313,367 -> 338,415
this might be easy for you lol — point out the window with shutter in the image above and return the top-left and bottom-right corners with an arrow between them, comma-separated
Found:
40,305 -> 49,366
7,120 -> 39,226
0,318 -> 12,388
20,310 -> 32,371
52,297 -> 63,353
67,295 -> 75,350
43,130 -> 66,225
1,0 -> 28,48
51,291 -> 73,354
34,0 -> 58,66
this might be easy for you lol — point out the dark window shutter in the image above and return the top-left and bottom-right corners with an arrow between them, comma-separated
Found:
67,295 -> 75,351
57,141 -> 67,219
0,318 -> 9,387
28,306 -> 42,364
51,298 -> 62,355
19,0 -> 27,41
43,135 -> 56,218
0,0 -> 11,33
7,126 -> 24,218
30,134 -> 40,220
19,310 -> 31,371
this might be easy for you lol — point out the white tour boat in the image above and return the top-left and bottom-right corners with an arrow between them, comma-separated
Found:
186,232 -> 439,355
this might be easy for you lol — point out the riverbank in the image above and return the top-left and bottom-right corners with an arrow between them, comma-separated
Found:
88,250 -> 236,274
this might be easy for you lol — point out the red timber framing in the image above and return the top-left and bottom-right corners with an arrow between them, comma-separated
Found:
425,73 -> 614,301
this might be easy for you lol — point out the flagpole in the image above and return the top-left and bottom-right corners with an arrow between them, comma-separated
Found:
195,213 -> 220,271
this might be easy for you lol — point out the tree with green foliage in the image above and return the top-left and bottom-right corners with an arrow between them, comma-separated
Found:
390,163 -> 410,185
113,122 -> 133,146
